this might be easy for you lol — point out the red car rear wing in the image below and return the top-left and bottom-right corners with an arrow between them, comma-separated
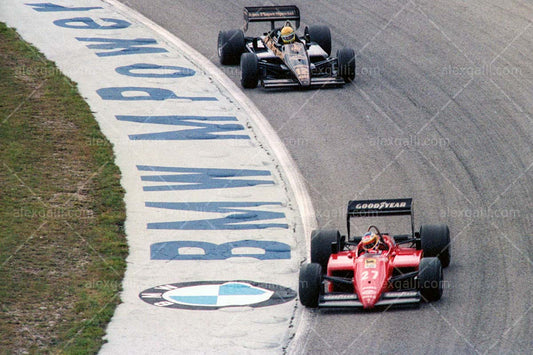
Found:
243,5 -> 300,31
346,198 -> 414,238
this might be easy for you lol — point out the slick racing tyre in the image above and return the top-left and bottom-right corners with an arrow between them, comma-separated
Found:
308,25 -> 331,56
240,53 -> 259,89
218,29 -> 245,65
418,257 -> 443,302
299,263 -> 322,308
311,229 -> 341,272
420,224 -> 451,267
337,47 -> 356,82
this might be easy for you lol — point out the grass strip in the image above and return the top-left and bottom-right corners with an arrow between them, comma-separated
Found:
0,22 -> 127,354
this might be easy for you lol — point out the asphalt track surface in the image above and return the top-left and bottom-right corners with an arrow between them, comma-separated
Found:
117,1 -> 532,353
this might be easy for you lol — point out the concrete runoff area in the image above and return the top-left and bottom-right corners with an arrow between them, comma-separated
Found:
0,1 -> 315,353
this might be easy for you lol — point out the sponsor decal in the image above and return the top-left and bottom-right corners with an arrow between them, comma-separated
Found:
382,291 -> 419,298
248,10 -> 298,19
139,281 -> 296,310
355,201 -> 407,210
323,294 -> 358,300
264,36 -> 283,58
364,258 -> 376,268
361,289 -> 378,295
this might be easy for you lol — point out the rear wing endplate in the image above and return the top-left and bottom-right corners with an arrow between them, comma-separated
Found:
243,5 -> 300,31
346,198 -> 414,237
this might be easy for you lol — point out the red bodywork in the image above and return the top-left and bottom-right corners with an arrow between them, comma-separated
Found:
327,235 -> 422,309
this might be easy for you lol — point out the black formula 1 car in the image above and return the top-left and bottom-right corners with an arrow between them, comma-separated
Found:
217,5 -> 356,89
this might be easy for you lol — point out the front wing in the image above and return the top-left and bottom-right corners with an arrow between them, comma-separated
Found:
258,58 -> 345,89
319,291 -> 421,308
262,77 -> 344,88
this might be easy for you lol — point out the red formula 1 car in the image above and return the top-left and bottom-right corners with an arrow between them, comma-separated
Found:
299,198 -> 451,309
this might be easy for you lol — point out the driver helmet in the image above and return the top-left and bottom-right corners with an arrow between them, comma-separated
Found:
361,231 -> 379,250
281,23 -> 295,44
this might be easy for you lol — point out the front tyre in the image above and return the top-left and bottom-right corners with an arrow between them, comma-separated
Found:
299,263 -> 322,308
337,48 -> 356,83
218,29 -> 245,65
240,53 -> 259,89
418,257 -> 443,302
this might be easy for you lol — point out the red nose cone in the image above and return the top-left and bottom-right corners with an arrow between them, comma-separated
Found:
355,256 -> 389,308
359,285 -> 380,308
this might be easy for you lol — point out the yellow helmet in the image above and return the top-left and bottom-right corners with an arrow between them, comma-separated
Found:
361,231 -> 379,250
281,25 -> 295,44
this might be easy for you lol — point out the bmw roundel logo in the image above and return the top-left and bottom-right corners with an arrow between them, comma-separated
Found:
139,281 -> 296,310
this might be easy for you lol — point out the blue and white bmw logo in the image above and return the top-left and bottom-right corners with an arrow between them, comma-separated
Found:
139,281 -> 296,310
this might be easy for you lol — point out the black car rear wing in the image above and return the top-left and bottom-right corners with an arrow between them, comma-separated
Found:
243,5 -> 300,31
346,198 -> 414,237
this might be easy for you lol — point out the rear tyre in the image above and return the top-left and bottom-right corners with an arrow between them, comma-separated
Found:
240,53 -> 259,89
299,263 -> 322,308
337,48 -> 356,82
218,29 -> 245,65
420,224 -> 451,267
311,229 -> 340,272
308,25 -> 331,56
418,257 -> 443,302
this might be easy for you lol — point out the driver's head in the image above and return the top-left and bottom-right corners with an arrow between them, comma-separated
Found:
361,231 -> 379,250
281,23 -> 295,44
